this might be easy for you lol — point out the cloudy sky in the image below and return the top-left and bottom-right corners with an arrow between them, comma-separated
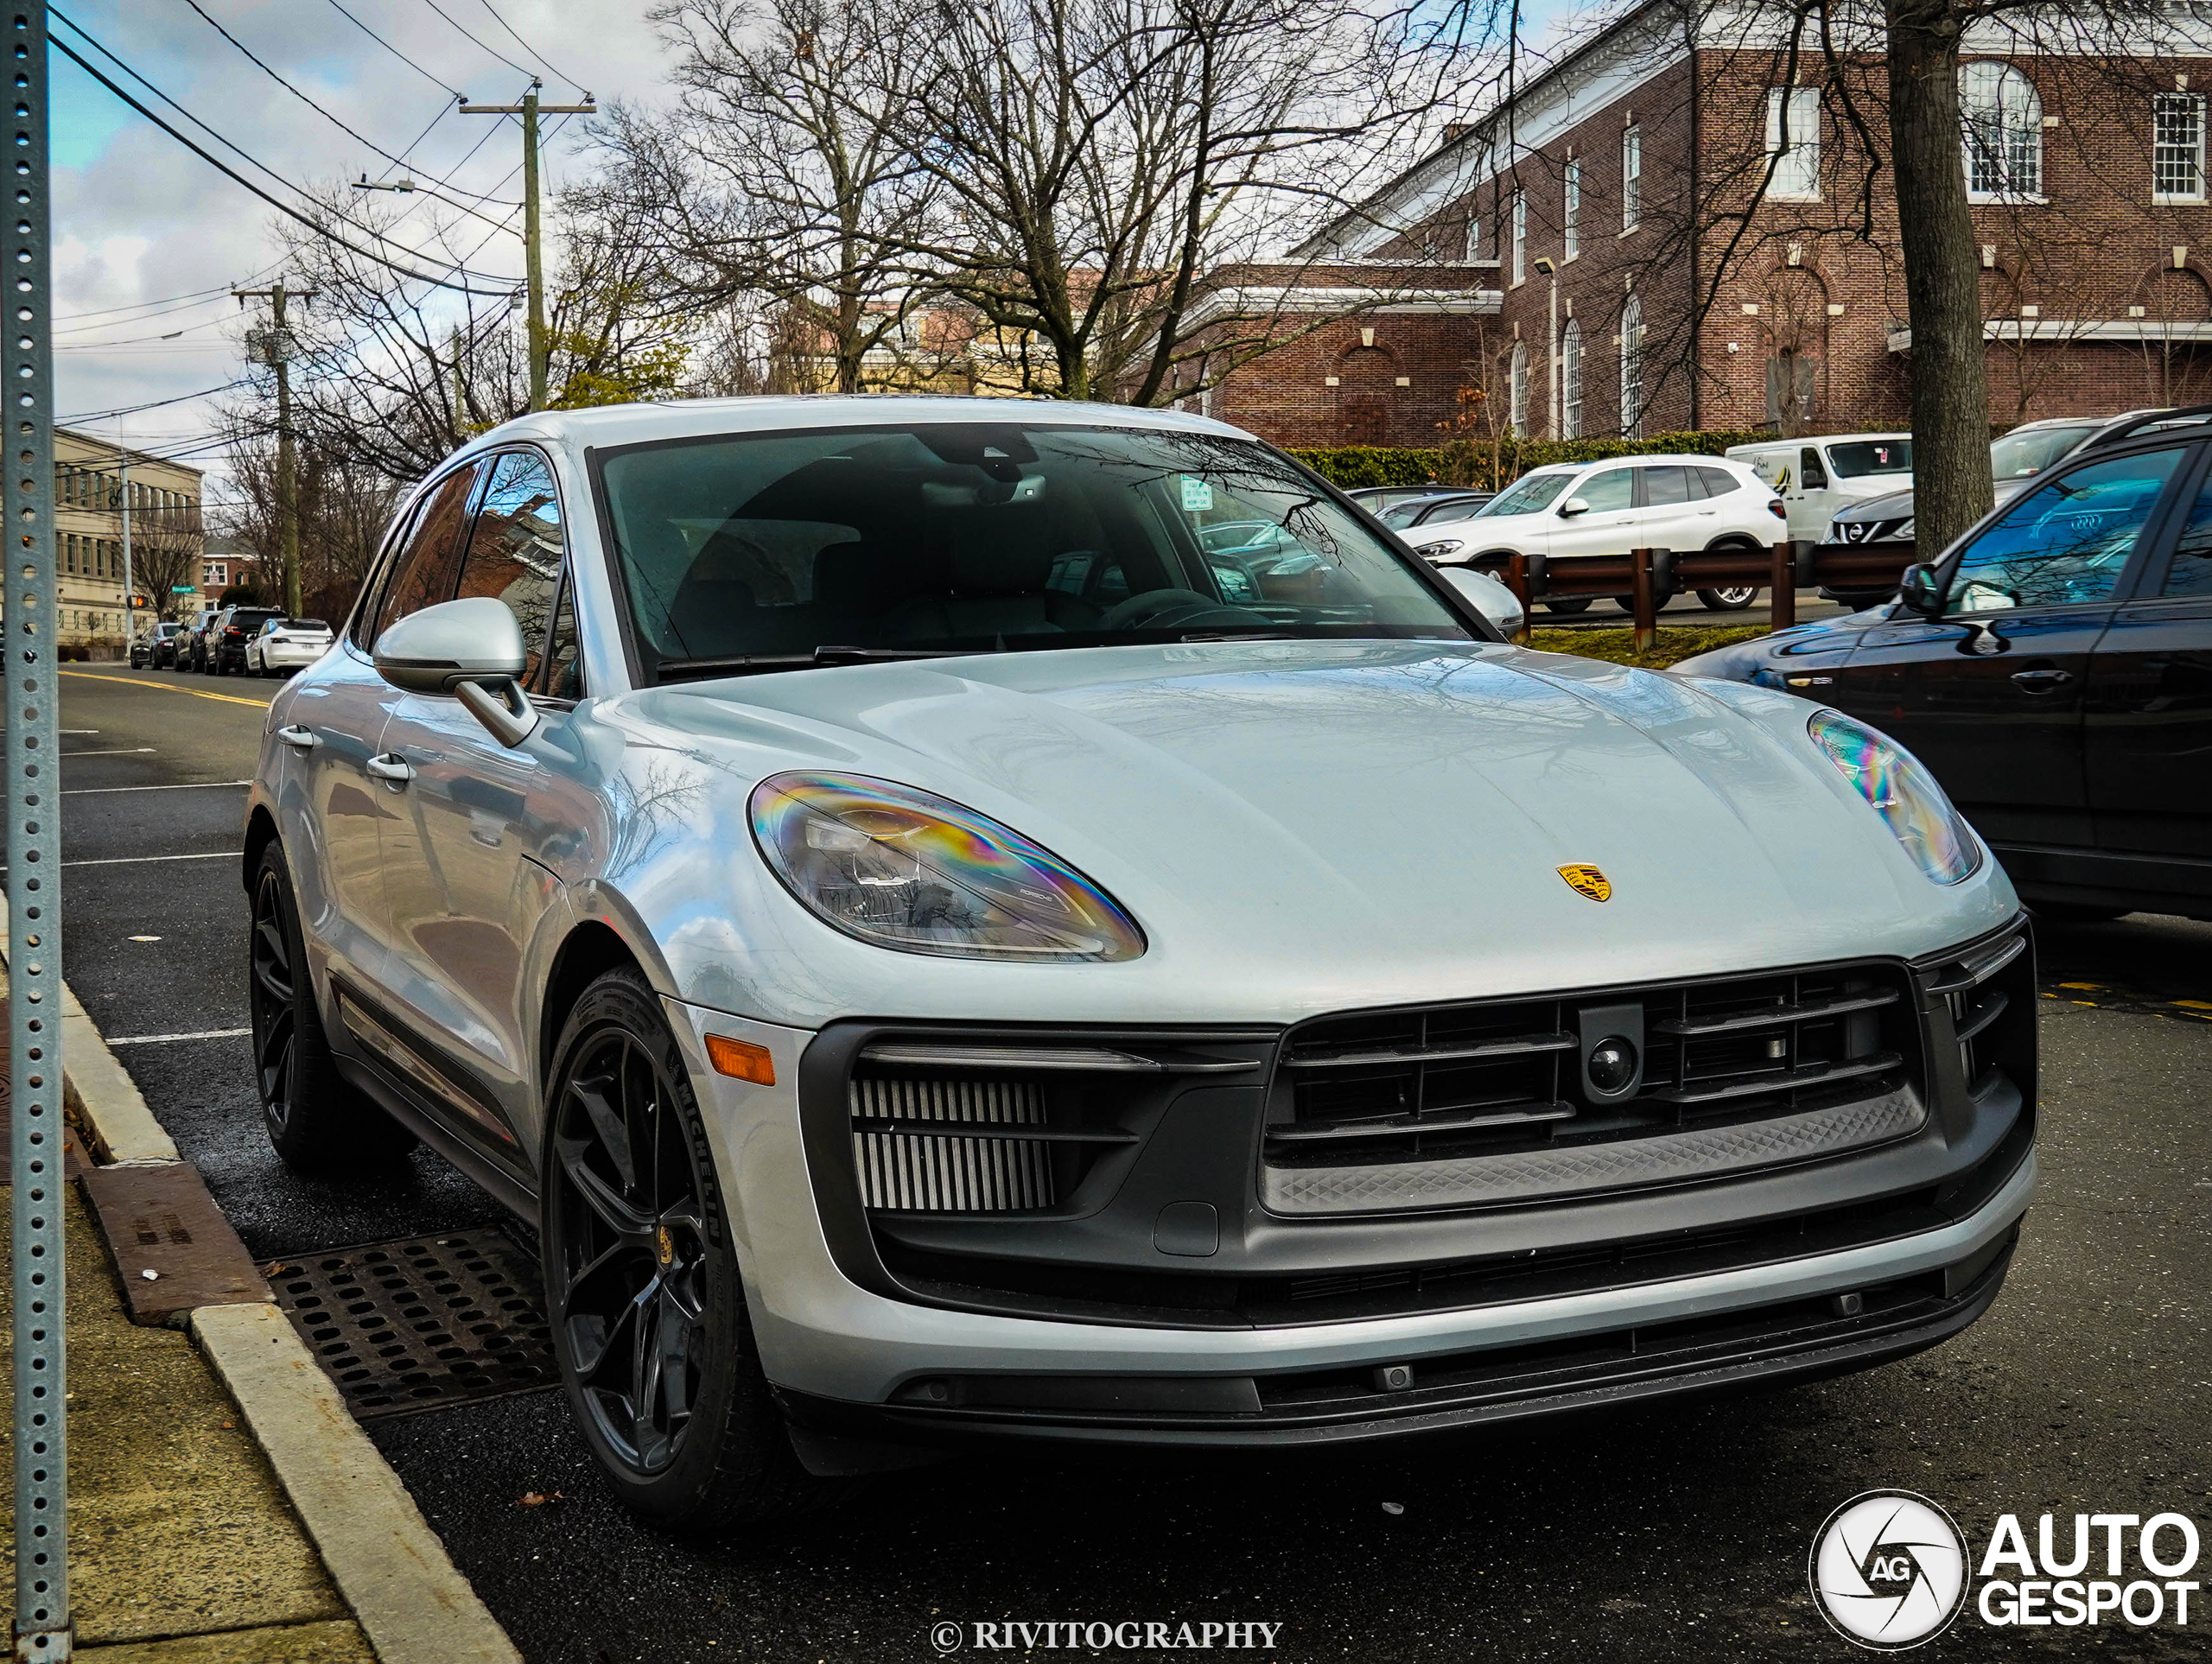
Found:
53,0 -> 673,509
54,0 -> 1572,513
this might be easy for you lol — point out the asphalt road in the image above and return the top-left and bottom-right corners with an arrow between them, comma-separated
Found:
1527,587 -> 1859,631
45,661 -> 2212,1664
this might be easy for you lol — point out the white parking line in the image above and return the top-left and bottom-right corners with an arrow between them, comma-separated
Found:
61,746 -> 156,757
60,850 -> 242,868
105,1027 -> 251,1047
62,779 -> 251,795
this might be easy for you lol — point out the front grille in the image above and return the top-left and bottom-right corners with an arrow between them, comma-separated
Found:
850,1075 -> 1057,1212
1269,961 -> 1916,1173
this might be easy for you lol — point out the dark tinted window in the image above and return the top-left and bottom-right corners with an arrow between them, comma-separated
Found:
2159,470 -> 2212,597
1826,439 -> 1910,477
1696,466 -> 1741,497
368,463 -> 481,645
596,425 -> 1466,677
1947,447 -> 2184,613
1639,466 -> 1696,505
457,451 -> 564,683
1799,447 -> 1830,490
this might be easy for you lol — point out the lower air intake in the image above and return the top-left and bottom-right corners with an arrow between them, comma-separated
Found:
850,1075 -> 1056,1212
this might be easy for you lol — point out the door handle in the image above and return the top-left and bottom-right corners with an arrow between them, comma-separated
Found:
275,724 -> 319,751
2009,668 -> 2074,691
365,753 -> 414,784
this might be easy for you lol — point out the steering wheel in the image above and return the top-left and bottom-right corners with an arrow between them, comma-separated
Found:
1101,588 -> 1268,632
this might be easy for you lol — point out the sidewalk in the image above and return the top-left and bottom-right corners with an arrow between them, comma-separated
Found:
0,1172 -> 373,1661
2,962 -> 521,1661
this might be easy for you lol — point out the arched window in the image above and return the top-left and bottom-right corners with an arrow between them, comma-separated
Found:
1961,63 -> 2042,199
1509,341 -> 1529,435
1561,319 -> 1584,438
1618,295 -> 1643,438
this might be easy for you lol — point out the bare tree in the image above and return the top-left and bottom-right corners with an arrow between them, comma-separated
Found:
128,498 -> 204,625
216,419 -> 404,626
579,0 -> 937,394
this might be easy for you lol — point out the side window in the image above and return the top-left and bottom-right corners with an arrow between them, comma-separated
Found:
1697,466 -> 1742,498
1576,468 -> 1635,512
1639,466 -> 1695,506
1946,446 -> 2186,614
542,574 -> 582,701
2158,467 -> 2212,597
456,450 -> 564,683
1801,447 -> 1830,490
368,463 -> 481,645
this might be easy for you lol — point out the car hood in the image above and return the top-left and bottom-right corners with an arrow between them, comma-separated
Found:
602,639 -> 2017,1027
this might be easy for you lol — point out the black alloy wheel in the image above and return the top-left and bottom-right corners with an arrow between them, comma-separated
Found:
246,842 -> 415,1169
1543,596 -> 1593,615
543,969 -> 835,1527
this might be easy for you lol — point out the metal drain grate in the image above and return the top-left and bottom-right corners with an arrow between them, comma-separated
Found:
261,1228 -> 558,1419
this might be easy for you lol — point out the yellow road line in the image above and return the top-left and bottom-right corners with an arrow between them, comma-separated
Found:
59,669 -> 270,708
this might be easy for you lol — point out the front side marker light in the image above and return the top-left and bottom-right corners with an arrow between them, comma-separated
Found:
705,1034 -> 777,1084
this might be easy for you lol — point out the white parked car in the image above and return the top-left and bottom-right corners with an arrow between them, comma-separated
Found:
1406,454 -> 1787,613
1726,433 -> 1913,543
242,396 -> 2034,1527
245,616 -> 334,677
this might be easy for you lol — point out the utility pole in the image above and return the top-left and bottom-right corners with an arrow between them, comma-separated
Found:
235,281 -> 316,618
117,448 -> 131,657
464,79 -> 595,412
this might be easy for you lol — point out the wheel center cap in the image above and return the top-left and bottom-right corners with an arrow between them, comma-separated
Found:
655,1223 -> 675,1267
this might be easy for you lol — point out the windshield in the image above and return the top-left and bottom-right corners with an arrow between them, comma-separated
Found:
280,619 -> 328,631
1476,472 -> 1575,518
1990,425 -> 2097,480
596,424 -> 1470,679
1825,439 -> 1911,478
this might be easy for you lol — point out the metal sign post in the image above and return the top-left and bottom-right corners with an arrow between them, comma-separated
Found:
10,8 -> 69,1660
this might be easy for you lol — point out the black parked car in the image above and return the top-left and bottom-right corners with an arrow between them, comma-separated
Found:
1374,489 -> 1497,530
1678,406 -> 2212,922
1818,409 -> 2211,608
206,606 -> 281,676
128,621 -> 180,668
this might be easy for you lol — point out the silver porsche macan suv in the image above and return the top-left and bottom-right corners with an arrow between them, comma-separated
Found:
244,398 -> 2037,1527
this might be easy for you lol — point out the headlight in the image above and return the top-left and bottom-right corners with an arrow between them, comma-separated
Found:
749,771 -> 1146,961
1416,537 -> 1464,560
1806,710 -> 1981,885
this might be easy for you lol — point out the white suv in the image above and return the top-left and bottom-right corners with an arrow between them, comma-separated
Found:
1406,454 -> 1788,613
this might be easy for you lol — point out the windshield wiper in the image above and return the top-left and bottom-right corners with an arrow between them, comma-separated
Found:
658,645 -> 968,682
1176,630 -> 1298,643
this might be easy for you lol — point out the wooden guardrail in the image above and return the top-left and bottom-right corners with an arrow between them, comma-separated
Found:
1459,542 -> 1920,650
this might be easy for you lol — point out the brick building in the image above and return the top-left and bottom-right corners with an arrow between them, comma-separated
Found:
1193,1 -> 2212,447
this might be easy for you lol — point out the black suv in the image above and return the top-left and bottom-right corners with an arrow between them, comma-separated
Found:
1679,406 -> 2212,921
207,607 -> 279,676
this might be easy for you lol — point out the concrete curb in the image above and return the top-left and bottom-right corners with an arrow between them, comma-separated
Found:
1,891 -> 522,1664
193,1304 -> 523,1664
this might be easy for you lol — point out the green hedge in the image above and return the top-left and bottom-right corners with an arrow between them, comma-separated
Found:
1288,431 -> 1777,491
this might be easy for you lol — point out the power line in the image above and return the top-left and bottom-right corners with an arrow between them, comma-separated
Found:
416,0 -> 535,82
471,0 -> 590,98
49,29 -> 524,299
319,0 -> 464,98
60,381 -> 255,423
175,0 -> 517,232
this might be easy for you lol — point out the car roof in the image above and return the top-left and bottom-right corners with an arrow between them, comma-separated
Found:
442,394 -> 1248,467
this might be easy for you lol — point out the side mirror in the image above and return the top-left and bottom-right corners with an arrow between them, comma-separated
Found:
372,595 -> 540,747
1897,562 -> 1945,618
1440,566 -> 1526,637
1558,497 -> 1592,518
